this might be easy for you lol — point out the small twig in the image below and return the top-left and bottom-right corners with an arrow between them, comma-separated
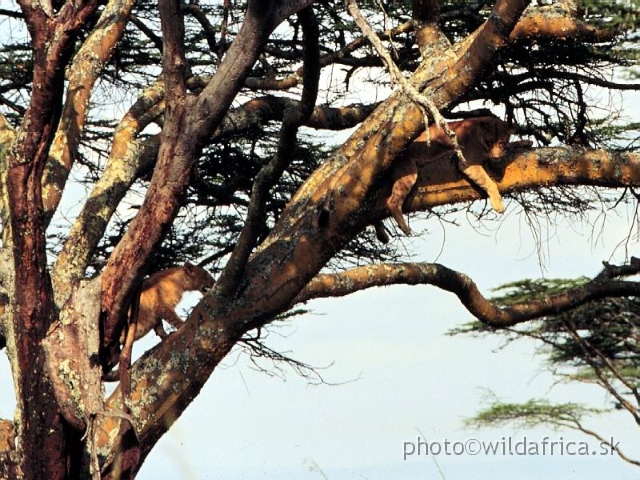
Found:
562,317 -> 640,424
218,0 -> 231,62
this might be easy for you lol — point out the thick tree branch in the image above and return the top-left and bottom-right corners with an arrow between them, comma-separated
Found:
0,118 -> 15,245
100,0 -> 191,367
43,278 -> 104,434
411,0 -> 445,56
294,258 -> 640,328
185,0 -> 280,148
52,81 -> 163,303
511,4 -> 618,43
94,146 -> 640,471
8,0 -> 100,477
302,0 -> 529,248
401,148 -> 640,216
43,0 -> 135,226
224,96 -> 378,131
274,0 -> 315,26
53,90 -> 372,304
97,302 -> 240,466
91,1 -> 634,470
100,0 -> 288,371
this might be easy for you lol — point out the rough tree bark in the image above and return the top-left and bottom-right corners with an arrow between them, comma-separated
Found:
0,0 -> 637,478
5,0 -> 100,477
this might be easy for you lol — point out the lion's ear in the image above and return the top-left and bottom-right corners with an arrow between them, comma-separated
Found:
184,262 -> 195,274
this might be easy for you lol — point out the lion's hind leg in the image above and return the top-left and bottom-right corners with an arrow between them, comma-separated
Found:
386,157 -> 418,235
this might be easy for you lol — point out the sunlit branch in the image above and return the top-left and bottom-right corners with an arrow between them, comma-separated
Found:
511,5 -> 618,43
402,148 -> 640,215
315,0 -> 530,236
295,258 -> 640,328
43,0 -> 135,226
52,81 -> 164,301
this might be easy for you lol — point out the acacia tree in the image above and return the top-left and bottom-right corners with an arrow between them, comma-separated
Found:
454,276 -> 640,466
0,0 -> 639,478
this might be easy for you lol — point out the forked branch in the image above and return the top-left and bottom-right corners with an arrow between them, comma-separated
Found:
346,0 -> 456,154
216,6 -> 321,298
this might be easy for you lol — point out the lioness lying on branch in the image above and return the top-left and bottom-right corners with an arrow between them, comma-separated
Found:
377,116 -> 532,242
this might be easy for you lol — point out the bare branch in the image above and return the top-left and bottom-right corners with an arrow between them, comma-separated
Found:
294,259 -> 640,328
129,13 -> 163,52
536,70 -> 640,92
5,1 -> 101,475
511,4 -> 618,43
564,420 -> 640,467
226,96 -> 378,131
216,6 -> 321,298
43,0 -> 135,226
183,4 -> 218,53
52,81 -> 163,302
562,318 -> 640,424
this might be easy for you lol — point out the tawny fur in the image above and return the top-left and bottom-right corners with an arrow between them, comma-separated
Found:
0,420 -> 15,452
128,262 -> 214,341
382,116 -> 531,240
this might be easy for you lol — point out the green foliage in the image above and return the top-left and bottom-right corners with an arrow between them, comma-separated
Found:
581,0 -> 640,30
455,277 -> 640,373
490,277 -> 590,306
466,397 -> 605,430
455,276 -> 640,463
